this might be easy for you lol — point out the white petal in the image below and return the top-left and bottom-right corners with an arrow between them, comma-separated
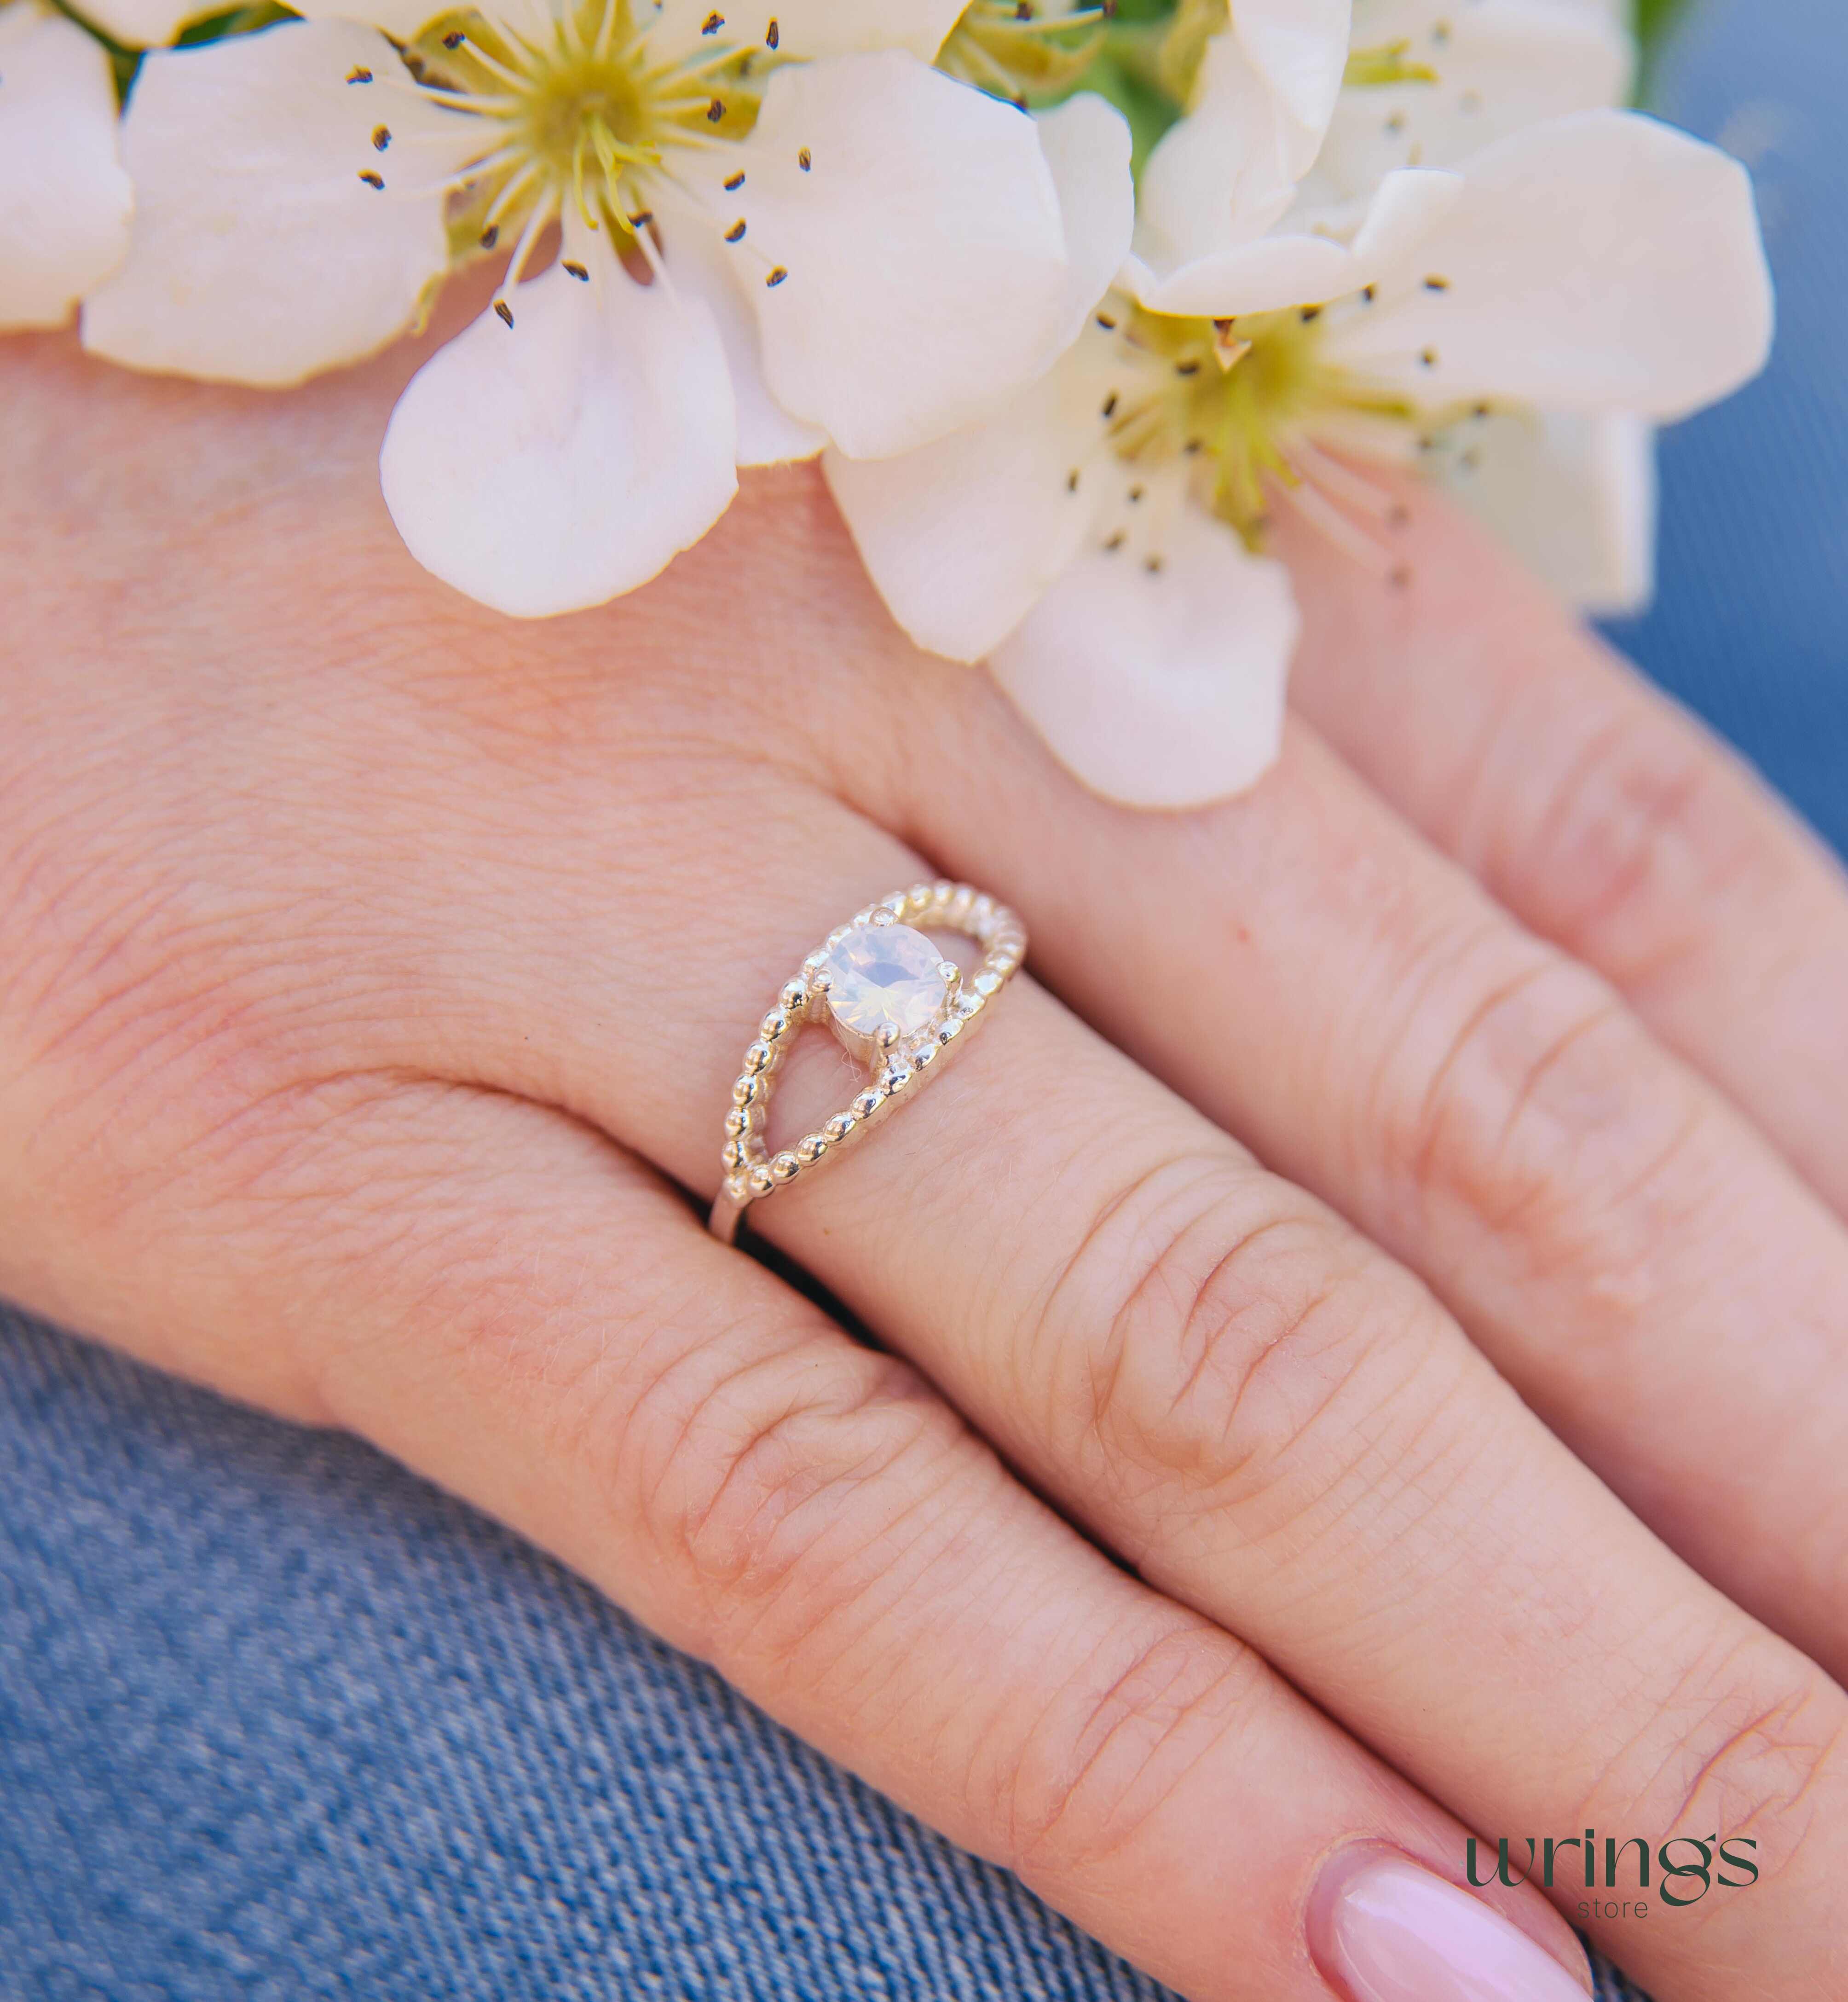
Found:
643,0 -> 965,68
738,51 -> 1070,458
1324,109 -> 1773,419
824,329 -> 1120,662
0,3 -> 132,330
380,233 -> 739,618
989,500 -> 1298,809
1438,409 -> 1656,614
653,203 -> 825,466
1137,42 -> 1293,271
1320,0 -> 1634,199
81,22 -> 460,386
1228,0 -> 1352,173
77,0 -> 214,46
285,0 -> 454,36
1132,163 -> 1460,319
1033,93 -> 1136,359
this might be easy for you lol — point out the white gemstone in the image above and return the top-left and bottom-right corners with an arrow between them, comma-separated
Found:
818,922 -> 947,1041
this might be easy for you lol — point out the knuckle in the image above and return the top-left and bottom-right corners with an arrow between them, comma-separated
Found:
1386,937 -> 1715,1283
1046,1157 -> 1429,1522
1596,1633 -> 1848,1897
1002,1621 -> 1269,1878
620,1329 -> 965,1668
1499,701 -> 1748,984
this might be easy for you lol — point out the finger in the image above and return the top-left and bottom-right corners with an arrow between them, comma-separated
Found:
1273,475 -> 1848,1221
888,690 -> 1848,1690
365,770 -> 1848,2001
0,1058 -> 1593,2002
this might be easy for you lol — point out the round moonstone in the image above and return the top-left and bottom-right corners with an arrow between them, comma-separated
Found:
819,923 -> 947,1040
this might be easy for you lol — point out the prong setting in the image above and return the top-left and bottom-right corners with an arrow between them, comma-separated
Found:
708,881 -> 1026,1242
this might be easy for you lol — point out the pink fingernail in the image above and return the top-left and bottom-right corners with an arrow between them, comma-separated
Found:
1310,1851 -> 1589,2002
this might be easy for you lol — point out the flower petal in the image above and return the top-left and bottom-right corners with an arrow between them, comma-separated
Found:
1437,409 -> 1656,615
738,50 -> 1071,458
1230,0 -> 1352,173
1032,92 -> 1136,360
78,0 -> 217,46
380,231 -> 739,618
1137,24 -> 1328,275
0,3 -> 132,330
284,0 -> 454,38
824,328 -> 1118,661
644,0 -> 966,68
988,499 -> 1298,808
81,21 -> 460,388
1319,0 -> 1634,199
653,203 -> 826,466
1324,109 -> 1774,419
1131,162 -> 1460,319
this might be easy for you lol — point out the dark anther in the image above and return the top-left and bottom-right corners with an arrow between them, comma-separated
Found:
707,96 -> 726,121
1015,0 -> 1032,15
724,170 -> 745,190
345,64 -> 372,82
1419,346 -> 1438,367
1066,469 -> 1079,492
1100,392 -> 1118,418
1095,311 -> 1117,330
1473,401 -> 1490,418
1174,359 -> 1200,375
358,169 -> 385,189
1361,284 -> 1376,302
797,146 -> 811,170
1299,305 -> 1322,322
1103,532 -> 1125,551
1143,555 -> 1163,574
766,15 -> 779,44
1422,275 -> 1449,292
372,125 -> 391,151
724,218 -> 747,242
629,209 -> 655,227
442,28 -> 464,46
480,224 -> 499,248
1184,438 -> 1202,453
702,9 -> 723,29
494,299 -> 514,327
563,260 -> 589,280
1128,484 -> 1144,502
764,266 -> 788,287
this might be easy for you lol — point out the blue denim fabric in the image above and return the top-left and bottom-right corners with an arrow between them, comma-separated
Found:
0,3 -> 1840,1997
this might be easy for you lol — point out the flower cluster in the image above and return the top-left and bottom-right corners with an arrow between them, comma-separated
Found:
3,0 -> 1772,804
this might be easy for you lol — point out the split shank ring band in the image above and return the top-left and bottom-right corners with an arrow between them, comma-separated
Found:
708,882 -> 1027,1245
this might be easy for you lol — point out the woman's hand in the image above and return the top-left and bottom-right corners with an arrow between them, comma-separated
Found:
5,299 -> 1848,2002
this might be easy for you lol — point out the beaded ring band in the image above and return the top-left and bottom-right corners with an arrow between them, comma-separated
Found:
709,882 -> 1027,1245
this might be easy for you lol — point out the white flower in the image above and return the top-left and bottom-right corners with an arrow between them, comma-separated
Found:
80,0 -> 1131,617
1305,0 -> 1656,612
82,0 -> 220,46
827,105 -> 1772,807
0,0 -> 132,330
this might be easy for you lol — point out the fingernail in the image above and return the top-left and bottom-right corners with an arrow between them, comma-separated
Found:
1310,1850 -> 1590,2002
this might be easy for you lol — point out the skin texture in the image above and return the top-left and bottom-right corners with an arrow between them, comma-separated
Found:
4,294 -> 1848,2002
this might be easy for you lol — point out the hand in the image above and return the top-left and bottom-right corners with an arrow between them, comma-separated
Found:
5,298 -> 1848,2002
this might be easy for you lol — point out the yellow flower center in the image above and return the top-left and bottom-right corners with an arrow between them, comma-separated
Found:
1104,303 -> 1417,539
409,0 -> 771,264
